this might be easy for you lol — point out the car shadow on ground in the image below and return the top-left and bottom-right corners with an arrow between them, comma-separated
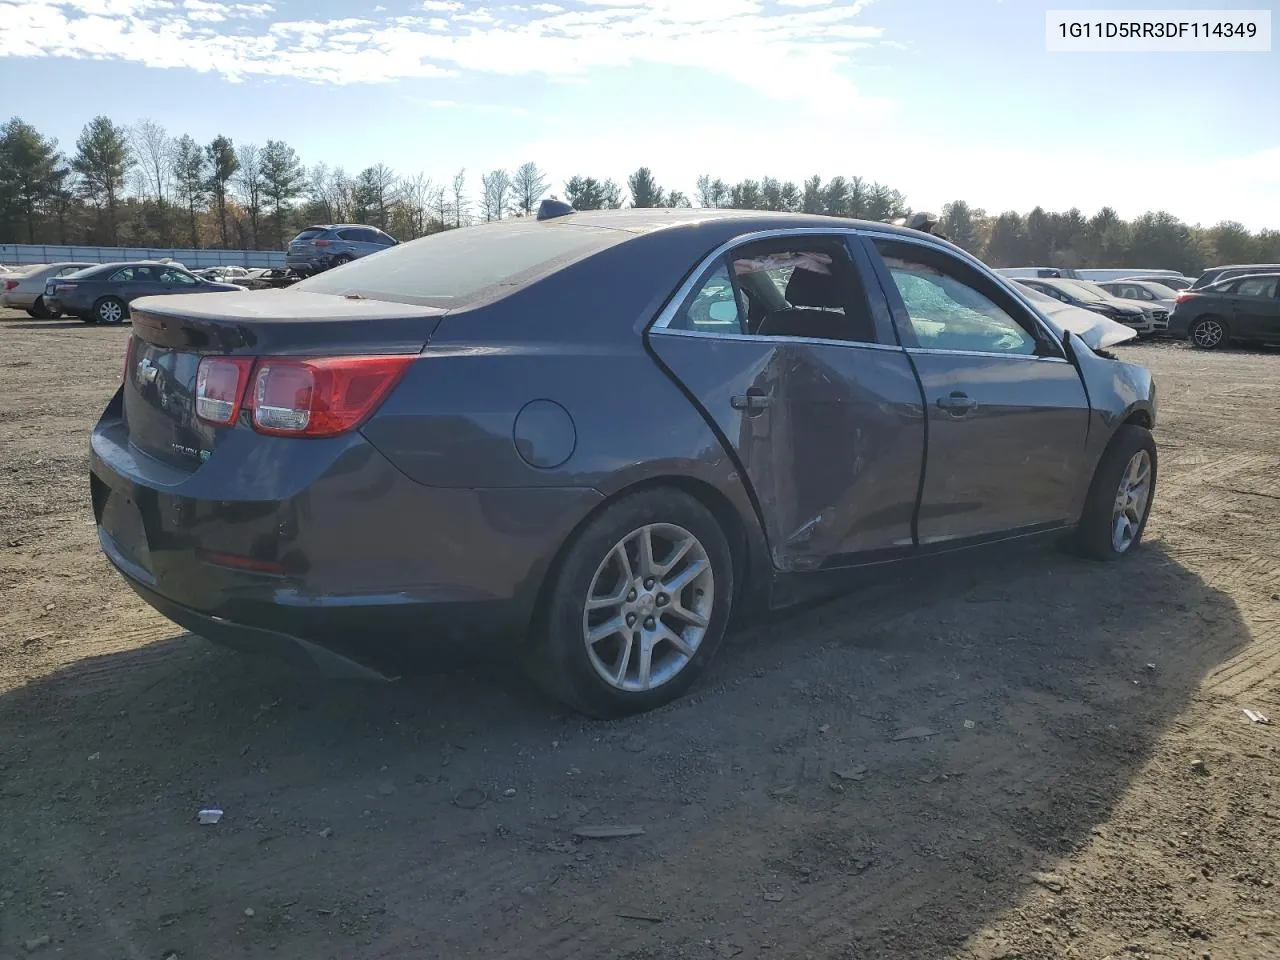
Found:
0,541 -> 1248,960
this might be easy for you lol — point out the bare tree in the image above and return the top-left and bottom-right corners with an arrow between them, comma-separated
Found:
306,162 -> 334,222
451,168 -> 469,228
480,168 -> 512,221
234,142 -> 264,249
399,172 -> 435,237
511,161 -> 549,217
432,184 -> 449,229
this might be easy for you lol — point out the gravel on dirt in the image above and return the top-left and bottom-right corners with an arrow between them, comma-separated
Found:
2,311 -> 1279,960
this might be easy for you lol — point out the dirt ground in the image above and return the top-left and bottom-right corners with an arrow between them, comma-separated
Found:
1,311 -> 1278,960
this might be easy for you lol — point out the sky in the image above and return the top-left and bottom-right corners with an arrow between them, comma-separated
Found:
0,0 -> 1277,229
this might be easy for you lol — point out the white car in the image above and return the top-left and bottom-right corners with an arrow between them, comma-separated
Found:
1097,279 -> 1179,316
2,262 -> 97,317
1012,281 -> 1138,349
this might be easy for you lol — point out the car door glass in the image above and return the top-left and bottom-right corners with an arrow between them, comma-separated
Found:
670,240 -> 878,344
108,268 -> 135,283
1236,277 -> 1277,298
160,268 -> 197,285
669,263 -> 745,334
876,244 -> 1039,356
56,266 -> 83,277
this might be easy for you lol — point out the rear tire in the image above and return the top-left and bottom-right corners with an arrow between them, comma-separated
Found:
1075,425 -> 1157,561
527,488 -> 734,718
1189,315 -> 1228,350
94,296 -> 127,325
30,296 -> 58,320
332,254 -> 354,268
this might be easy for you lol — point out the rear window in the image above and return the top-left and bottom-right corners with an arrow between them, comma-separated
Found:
292,229 -> 328,242
294,220 -> 626,308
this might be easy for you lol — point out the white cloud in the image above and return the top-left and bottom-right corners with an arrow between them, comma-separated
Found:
0,0 -> 889,107
777,0 -> 833,6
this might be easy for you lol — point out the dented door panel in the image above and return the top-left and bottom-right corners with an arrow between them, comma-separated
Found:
647,330 -> 926,571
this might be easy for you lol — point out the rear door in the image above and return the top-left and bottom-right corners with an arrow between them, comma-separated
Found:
864,236 -> 1090,545
1228,275 -> 1280,339
648,233 -> 926,572
124,266 -> 166,304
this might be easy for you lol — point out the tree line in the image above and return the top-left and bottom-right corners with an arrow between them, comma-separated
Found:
2,115 -> 1277,275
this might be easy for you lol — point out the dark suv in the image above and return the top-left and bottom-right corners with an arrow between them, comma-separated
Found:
286,224 -> 398,276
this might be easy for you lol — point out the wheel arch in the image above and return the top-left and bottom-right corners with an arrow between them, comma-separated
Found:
524,473 -> 771,644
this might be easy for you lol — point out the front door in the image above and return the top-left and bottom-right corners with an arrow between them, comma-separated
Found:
648,234 -> 926,572
1228,274 -> 1280,339
865,236 -> 1091,545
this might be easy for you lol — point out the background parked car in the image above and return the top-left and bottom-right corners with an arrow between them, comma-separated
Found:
45,261 -> 243,325
2,261 -> 97,317
229,267 -> 300,290
1169,272 -> 1280,349
1097,279 -> 1179,316
1119,274 -> 1194,292
1014,277 -> 1155,334
995,266 -> 1078,279
286,224 -> 398,276
1192,263 -> 1280,290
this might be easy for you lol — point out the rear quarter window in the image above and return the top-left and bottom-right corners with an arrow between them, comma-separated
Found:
294,221 -> 627,308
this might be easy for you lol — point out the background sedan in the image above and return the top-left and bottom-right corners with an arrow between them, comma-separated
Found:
1170,272 -> 1280,349
91,207 -> 1157,718
1,261 -> 97,318
45,261 -> 242,324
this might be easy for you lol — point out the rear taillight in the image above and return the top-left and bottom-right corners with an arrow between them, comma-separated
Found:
249,355 -> 415,437
195,356 -> 255,425
314,239 -> 331,248
1175,292 -> 1194,303
54,283 -> 75,294
3,280 -> 17,291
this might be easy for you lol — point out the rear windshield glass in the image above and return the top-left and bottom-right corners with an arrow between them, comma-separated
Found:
292,229 -> 327,241
294,220 -> 625,308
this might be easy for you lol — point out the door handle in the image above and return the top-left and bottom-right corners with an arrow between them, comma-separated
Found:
936,392 -> 978,414
731,389 -> 771,412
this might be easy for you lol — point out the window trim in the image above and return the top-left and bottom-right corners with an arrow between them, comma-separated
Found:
648,227 -> 1066,359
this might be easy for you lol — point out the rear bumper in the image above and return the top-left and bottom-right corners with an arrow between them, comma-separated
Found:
90,395 -> 603,675
2,291 -> 36,309
285,256 -> 333,274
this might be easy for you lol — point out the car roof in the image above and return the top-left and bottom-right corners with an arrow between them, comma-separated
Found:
1209,271 -> 1280,284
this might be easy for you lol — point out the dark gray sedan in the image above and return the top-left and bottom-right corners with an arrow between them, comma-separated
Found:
46,261 -> 242,325
90,207 -> 1158,718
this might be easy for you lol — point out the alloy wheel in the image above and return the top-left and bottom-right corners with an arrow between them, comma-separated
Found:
581,522 -> 714,692
1112,449 -> 1152,553
98,300 -> 124,324
1192,318 -> 1224,348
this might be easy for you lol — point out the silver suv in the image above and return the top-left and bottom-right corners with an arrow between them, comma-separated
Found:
285,224 -> 398,276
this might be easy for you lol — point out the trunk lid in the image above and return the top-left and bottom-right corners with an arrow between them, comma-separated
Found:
123,290 -> 444,471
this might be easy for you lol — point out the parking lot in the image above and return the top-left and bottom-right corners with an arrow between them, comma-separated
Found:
1,311 -> 1278,960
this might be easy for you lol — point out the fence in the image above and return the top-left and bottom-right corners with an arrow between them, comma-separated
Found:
0,243 -> 286,269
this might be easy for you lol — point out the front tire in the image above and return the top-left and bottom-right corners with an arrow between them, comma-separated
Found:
1189,315 -> 1228,350
1075,425 -> 1157,561
528,488 -> 734,718
94,296 -> 127,325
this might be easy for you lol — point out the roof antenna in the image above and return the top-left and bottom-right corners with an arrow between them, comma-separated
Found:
537,198 -> 575,221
